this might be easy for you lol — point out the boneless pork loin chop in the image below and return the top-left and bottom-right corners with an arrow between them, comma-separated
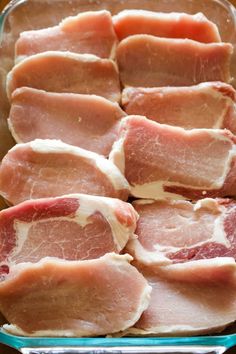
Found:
127,198 -> 236,276
126,268 -> 236,336
0,139 -> 130,205
0,194 -> 137,271
110,115 -> 236,200
8,87 -> 126,156
7,51 -> 120,102
122,82 -> 236,133
113,10 -> 221,42
15,10 -> 117,61
117,35 -> 232,87
0,254 -> 151,337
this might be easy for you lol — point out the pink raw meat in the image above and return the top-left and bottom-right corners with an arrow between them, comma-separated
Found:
127,269 -> 236,336
127,198 -> 236,272
122,82 -> 236,133
110,115 -> 236,200
15,10 -> 117,61
0,254 -> 151,336
7,51 -> 120,102
117,35 -> 232,87
0,194 -> 137,273
113,10 -> 221,42
8,87 -> 126,156
0,139 -> 130,205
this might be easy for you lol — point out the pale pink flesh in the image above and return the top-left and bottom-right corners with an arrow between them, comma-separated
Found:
111,115 -> 236,199
117,35 -> 232,87
113,10 -> 221,42
133,270 -> 236,335
0,195 -> 137,270
7,52 -> 121,102
0,140 -> 129,205
15,10 -> 117,60
0,254 -> 150,336
127,199 -> 236,268
122,82 -> 236,133
9,87 -> 126,156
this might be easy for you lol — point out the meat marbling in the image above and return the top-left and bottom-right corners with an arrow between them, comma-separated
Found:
117,35 -> 232,87
113,10 -> 221,43
8,87 -> 126,156
122,82 -> 236,133
0,253 -> 151,336
110,115 -> 236,200
7,51 -> 120,102
0,194 -> 137,271
15,10 -> 117,61
0,139 -> 130,205
127,198 -> 236,274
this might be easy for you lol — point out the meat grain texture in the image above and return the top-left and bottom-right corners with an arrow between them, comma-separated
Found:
0,139 -> 130,204
122,82 -> 236,133
15,10 -> 117,61
117,35 -> 233,87
7,51 -> 121,102
110,115 -> 236,200
8,87 -> 126,156
0,254 -> 151,337
1,8 -> 236,339
0,194 -> 137,268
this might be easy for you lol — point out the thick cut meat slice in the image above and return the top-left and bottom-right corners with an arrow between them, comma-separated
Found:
128,269 -> 236,336
110,116 -> 236,200
127,198 -> 236,271
117,35 -> 232,87
113,10 -> 221,43
0,254 -> 151,337
8,87 -> 126,156
122,82 -> 236,134
7,51 -> 120,102
0,139 -> 129,205
0,194 -> 137,270
15,10 -> 117,61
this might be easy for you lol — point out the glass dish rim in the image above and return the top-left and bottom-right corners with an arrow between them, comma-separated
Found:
0,0 -> 236,350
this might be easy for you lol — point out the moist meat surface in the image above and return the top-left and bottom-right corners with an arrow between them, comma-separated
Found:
8,87 -> 126,156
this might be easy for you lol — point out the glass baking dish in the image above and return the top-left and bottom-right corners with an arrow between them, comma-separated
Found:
0,0 -> 236,353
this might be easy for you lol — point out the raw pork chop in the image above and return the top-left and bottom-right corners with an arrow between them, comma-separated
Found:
0,254 -> 151,337
0,194 -> 137,270
110,116 -> 236,200
15,10 -> 117,61
113,10 -> 221,43
7,51 -> 120,102
127,198 -> 236,271
122,82 -> 236,133
0,139 -> 130,205
8,87 -> 126,156
127,269 -> 236,336
117,35 -> 232,87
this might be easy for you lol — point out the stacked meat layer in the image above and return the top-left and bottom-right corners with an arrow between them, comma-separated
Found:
0,7 -> 236,337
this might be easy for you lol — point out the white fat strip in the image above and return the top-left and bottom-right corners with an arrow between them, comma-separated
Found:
109,132 -> 126,175
149,212 -> 230,253
10,195 -> 136,260
129,201 -> 230,264
73,194 -> 137,251
131,181 -> 187,200
22,139 -> 129,193
127,238 -> 171,266
130,140 -> 236,199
